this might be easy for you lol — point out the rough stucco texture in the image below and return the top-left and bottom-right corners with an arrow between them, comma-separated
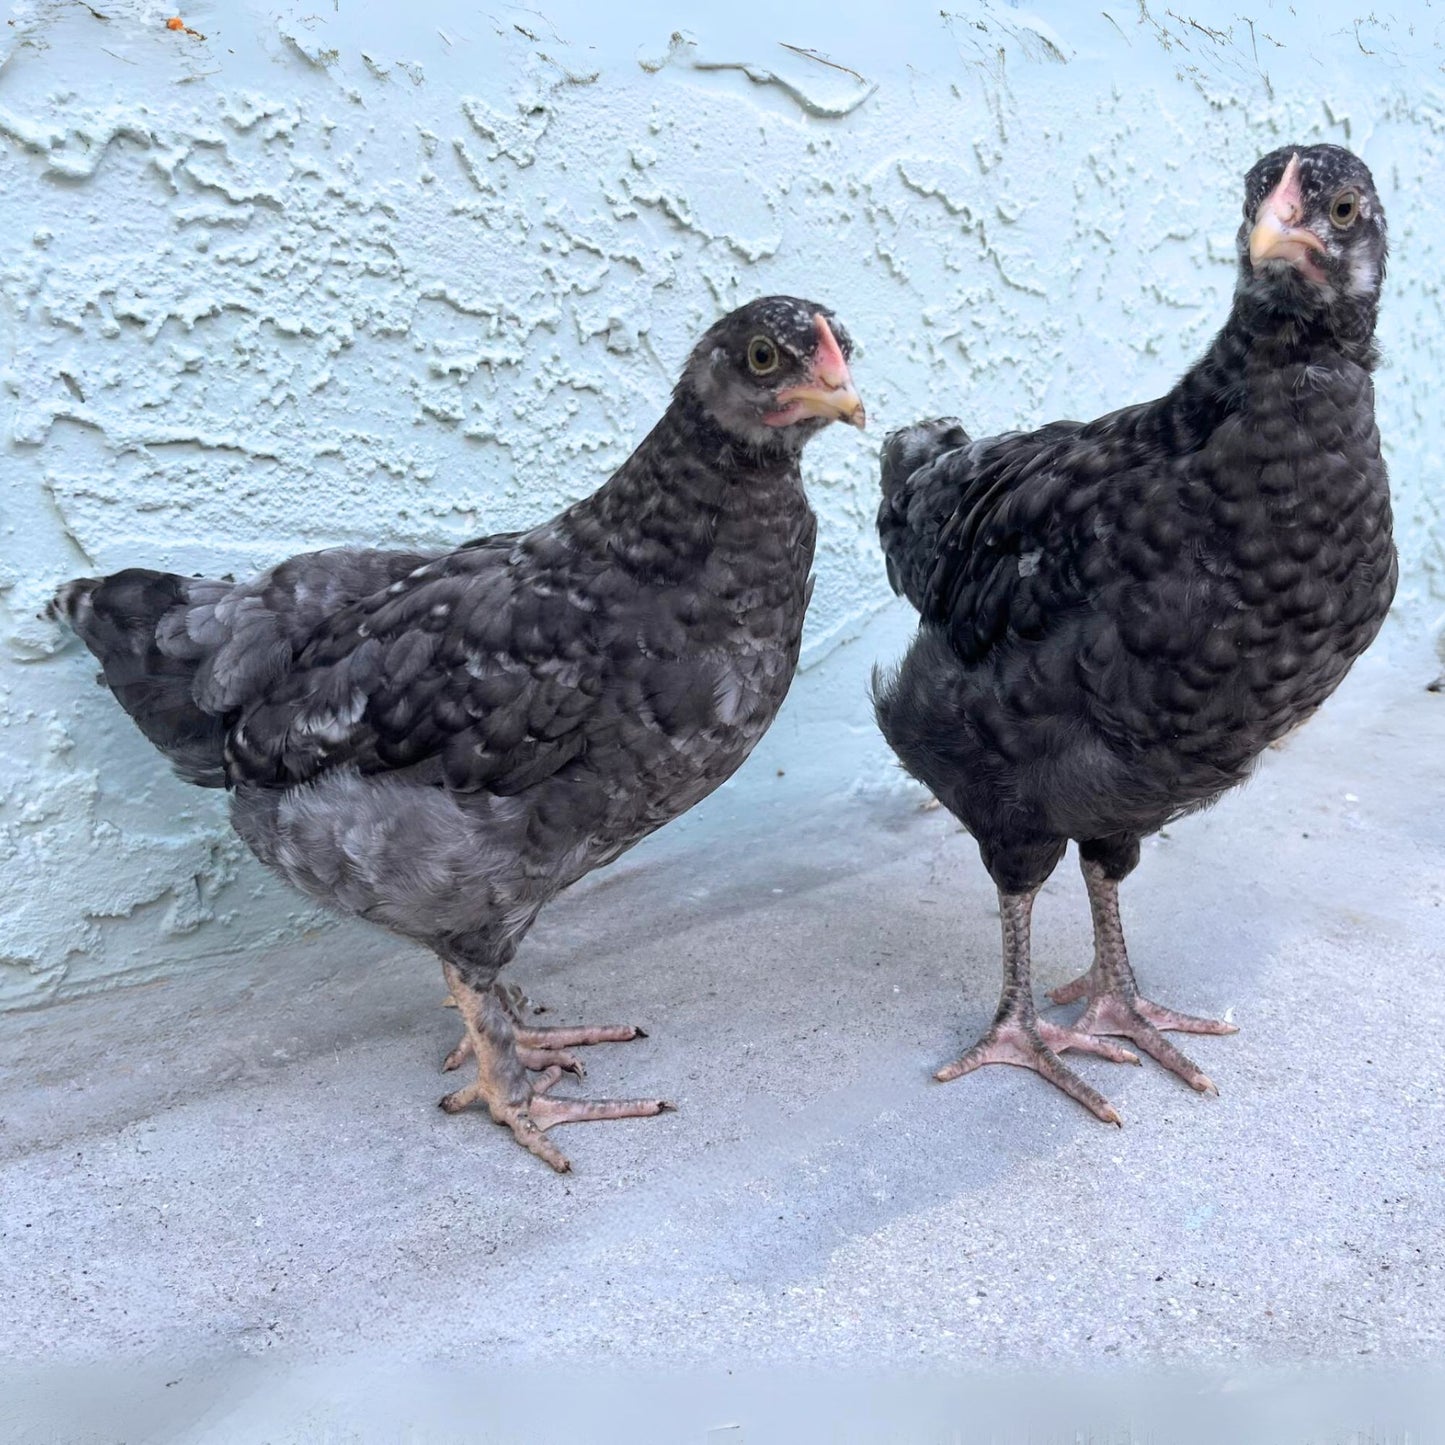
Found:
1,0 -> 1441,1007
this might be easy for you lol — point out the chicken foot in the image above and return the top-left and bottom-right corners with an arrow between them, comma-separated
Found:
1048,857 -> 1237,1095
935,888 -> 1138,1125
438,962 -> 670,1172
441,981 -> 647,1077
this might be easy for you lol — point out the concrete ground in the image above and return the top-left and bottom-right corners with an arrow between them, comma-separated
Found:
2,660 -> 1443,1440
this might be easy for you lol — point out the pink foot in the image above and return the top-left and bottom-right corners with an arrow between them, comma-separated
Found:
935,1016 -> 1138,1125
1069,989 -> 1237,1095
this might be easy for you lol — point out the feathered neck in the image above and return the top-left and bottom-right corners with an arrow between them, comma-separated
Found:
1225,270 -> 1380,372
1152,278 -> 1378,453
553,389 -> 811,581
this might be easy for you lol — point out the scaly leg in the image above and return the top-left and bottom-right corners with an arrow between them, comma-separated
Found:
935,888 -> 1138,1125
439,962 -> 670,1173
1049,856 -> 1238,1094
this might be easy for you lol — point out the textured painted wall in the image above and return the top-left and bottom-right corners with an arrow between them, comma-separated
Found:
2,0 -> 1441,1007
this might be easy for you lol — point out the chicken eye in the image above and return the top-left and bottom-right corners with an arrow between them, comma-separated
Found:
1330,190 -> 1360,229
746,336 -> 780,376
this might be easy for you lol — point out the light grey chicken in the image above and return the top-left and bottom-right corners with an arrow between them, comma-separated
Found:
49,297 -> 865,1170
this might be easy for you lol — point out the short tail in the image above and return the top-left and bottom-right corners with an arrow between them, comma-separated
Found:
877,417 -> 972,612
48,568 -> 228,787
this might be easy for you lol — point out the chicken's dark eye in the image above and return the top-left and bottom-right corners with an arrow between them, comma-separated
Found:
746,336 -> 780,376
1330,190 -> 1360,229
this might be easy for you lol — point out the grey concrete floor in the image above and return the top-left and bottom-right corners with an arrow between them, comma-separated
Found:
2,661 -> 1443,1438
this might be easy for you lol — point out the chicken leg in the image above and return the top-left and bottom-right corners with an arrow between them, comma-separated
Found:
439,962 -> 671,1172
934,888 -> 1138,1124
1049,856 -> 1238,1094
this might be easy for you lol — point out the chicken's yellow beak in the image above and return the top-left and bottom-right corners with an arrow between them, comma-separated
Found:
1248,152 -> 1327,274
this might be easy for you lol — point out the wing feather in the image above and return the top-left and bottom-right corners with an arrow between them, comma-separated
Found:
225,538 -> 603,796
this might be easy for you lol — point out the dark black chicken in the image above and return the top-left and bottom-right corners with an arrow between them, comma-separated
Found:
50,297 -> 864,1170
875,145 -> 1394,1122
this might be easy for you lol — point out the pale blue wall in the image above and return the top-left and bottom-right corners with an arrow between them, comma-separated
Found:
2,0 -> 1440,1006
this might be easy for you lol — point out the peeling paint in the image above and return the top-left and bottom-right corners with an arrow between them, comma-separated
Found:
642,32 -> 879,119
1,0 -> 1441,1007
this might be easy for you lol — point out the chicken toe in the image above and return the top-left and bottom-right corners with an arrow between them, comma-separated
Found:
1072,992 -> 1232,1095
936,1015 -> 1131,1124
